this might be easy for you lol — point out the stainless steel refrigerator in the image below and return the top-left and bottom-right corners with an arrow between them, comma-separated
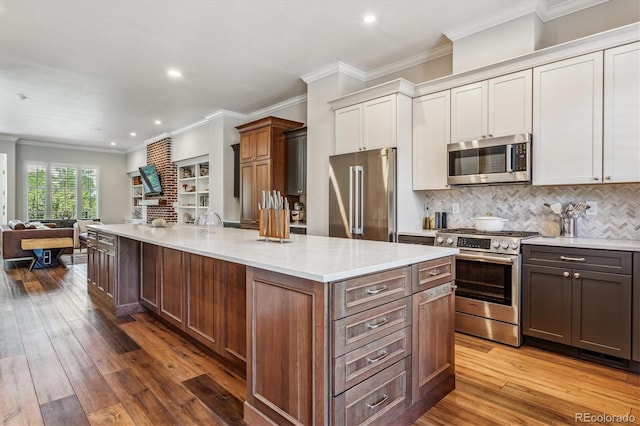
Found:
329,148 -> 396,242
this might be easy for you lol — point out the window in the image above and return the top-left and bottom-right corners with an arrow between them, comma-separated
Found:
25,162 -> 99,220
26,163 -> 47,220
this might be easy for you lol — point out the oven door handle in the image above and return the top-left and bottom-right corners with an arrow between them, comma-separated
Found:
456,252 -> 514,265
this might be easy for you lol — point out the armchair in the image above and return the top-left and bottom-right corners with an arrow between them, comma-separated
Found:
73,220 -> 103,250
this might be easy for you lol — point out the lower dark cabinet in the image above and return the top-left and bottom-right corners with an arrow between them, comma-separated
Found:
522,246 -> 633,360
232,143 -> 240,198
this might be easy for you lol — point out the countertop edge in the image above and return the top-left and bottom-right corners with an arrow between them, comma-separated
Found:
523,236 -> 640,252
89,225 -> 459,282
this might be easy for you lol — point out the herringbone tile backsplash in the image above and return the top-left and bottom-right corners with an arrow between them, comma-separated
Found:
423,183 -> 640,240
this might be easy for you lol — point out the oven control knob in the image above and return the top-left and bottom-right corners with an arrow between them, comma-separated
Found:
446,237 -> 454,245
436,236 -> 444,244
492,241 -> 500,248
500,240 -> 509,249
510,241 -> 519,250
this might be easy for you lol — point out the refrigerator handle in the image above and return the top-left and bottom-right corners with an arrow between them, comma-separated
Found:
353,165 -> 363,235
349,166 -> 354,234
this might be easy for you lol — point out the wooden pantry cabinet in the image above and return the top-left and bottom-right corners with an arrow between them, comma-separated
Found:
236,116 -> 303,228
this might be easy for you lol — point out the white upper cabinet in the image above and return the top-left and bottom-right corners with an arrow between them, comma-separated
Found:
413,91 -> 450,190
604,42 -> 640,183
335,94 -> 397,154
533,52 -> 604,185
451,69 -> 532,143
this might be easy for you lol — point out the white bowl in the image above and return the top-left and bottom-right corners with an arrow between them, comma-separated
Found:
475,216 -> 509,232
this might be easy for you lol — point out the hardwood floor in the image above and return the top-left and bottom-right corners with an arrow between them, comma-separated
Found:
1,257 -> 638,425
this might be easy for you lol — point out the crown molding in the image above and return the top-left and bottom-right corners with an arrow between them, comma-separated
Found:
204,109 -> 249,121
17,139 -> 126,154
329,78 -> 416,110
365,44 -> 453,81
301,61 -> 367,84
0,134 -> 19,143
536,0 -> 609,22
143,131 -> 172,144
444,1 -> 538,41
248,94 -> 307,120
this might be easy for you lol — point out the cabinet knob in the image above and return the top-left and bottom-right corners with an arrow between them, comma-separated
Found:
605,176 -> 611,180
573,272 -> 581,279
593,176 -> 600,181
488,134 -> 493,137
563,271 -> 570,278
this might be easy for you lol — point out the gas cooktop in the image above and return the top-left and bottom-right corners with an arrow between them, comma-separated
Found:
437,228 -> 539,238
434,229 -> 540,254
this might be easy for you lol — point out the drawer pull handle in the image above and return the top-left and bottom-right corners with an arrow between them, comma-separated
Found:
560,256 -> 585,262
366,350 -> 389,364
366,393 -> 389,409
366,317 -> 388,330
429,269 -> 442,276
366,285 -> 388,295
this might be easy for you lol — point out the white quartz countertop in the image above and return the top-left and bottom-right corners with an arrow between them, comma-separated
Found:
523,236 -> 640,252
89,224 -> 458,282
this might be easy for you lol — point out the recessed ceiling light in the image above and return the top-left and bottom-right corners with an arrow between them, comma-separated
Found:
363,14 -> 376,24
16,93 -> 27,100
130,132 -> 137,137
154,120 -> 162,125
110,142 -> 116,146
167,69 -> 182,78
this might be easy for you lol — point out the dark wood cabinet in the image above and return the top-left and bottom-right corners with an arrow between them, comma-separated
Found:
140,242 -> 160,312
87,230 -> 142,316
522,264 -> 573,345
285,126 -> 307,195
186,254 -> 220,350
160,248 -> 185,329
633,253 -> 640,362
522,246 -> 633,359
218,260 -> 247,366
236,116 -> 303,228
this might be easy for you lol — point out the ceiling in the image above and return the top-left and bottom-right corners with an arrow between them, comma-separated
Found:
0,0 -> 584,152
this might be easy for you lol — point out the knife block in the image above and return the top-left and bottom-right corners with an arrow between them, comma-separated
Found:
258,209 -> 290,242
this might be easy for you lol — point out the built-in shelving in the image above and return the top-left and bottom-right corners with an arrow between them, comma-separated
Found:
176,156 -> 209,224
129,174 -> 147,223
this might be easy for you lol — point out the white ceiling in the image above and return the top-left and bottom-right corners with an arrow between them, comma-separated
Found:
0,0 -> 587,152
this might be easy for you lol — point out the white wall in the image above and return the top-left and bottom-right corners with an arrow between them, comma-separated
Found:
126,146 -> 146,174
306,73 -> 364,236
172,122 -> 211,163
0,137 -> 17,220
15,142 -> 129,224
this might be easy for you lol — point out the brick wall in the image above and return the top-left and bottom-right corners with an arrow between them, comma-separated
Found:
145,138 -> 177,223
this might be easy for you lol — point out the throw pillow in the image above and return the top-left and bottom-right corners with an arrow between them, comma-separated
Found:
8,219 -> 25,230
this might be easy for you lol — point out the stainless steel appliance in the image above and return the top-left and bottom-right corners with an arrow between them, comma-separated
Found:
329,148 -> 396,242
447,133 -> 532,185
434,228 -> 539,346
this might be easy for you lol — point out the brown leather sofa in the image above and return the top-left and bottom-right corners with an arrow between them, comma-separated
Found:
1,222 -> 74,268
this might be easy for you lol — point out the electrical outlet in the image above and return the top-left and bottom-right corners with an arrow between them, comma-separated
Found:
586,201 -> 597,216
452,203 -> 460,214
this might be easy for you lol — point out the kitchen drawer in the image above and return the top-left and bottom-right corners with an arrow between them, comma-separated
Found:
333,297 -> 411,357
332,266 -> 411,320
333,326 -> 411,395
87,229 -> 98,243
98,232 -> 117,249
413,256 -> 455,292
332,357 -> 411,426
523,246 -> 631,275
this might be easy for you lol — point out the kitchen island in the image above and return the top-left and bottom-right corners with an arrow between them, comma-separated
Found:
86,223 -> 458,425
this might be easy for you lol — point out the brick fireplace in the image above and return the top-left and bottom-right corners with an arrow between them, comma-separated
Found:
145,138 -> 177,223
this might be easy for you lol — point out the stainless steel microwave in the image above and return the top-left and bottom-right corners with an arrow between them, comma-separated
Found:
447,134 -> 532,185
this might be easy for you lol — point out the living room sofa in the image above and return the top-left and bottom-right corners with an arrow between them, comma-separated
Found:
1,220 -> 74,268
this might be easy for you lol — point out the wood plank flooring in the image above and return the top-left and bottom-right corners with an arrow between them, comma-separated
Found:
1,256 -> 638,425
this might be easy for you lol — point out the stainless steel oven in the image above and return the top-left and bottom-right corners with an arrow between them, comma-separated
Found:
434,229 -> 538,347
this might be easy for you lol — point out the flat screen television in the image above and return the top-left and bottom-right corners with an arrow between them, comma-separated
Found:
139,164 -> 163,196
